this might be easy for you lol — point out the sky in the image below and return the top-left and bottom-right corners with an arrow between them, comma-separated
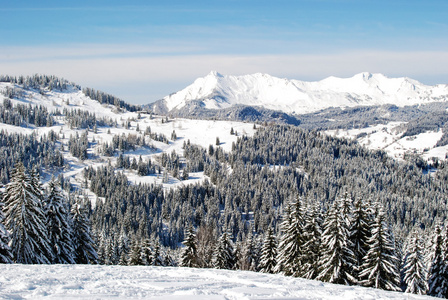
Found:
0,0 -> 447,105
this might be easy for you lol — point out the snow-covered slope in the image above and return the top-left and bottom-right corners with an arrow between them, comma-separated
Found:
0,264 -> 433,299
0,81 -> 256,201
154,71 -> 448,115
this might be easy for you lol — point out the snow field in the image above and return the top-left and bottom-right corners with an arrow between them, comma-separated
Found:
0,264 -> 435,300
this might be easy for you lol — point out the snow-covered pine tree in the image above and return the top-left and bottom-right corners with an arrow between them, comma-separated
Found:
402,229 -> 428,295
140,238 -> 153,266
181,225 -> 198,268
0,188 -> 13,263
427,223 -> 448,297
45,179 -> 75,264
213,231 -> 236,270
316,198 -> 356,285
239,234 -> 259,271
301,201 -> 322,279
151,240 -> 164,266
71,200 -> 98,264
275,197 -> 305,276
259,227 -> 277,274
349,197 -> 372,282
128,239 -> 143,266
359,204 -> 401,291
3,163 -> 52,263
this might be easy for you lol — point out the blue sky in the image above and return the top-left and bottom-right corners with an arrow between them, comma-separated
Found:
1,0 -> 447,104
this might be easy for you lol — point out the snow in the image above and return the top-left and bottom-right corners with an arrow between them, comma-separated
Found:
161,72 -> 448,115
0,84 -> 256,199
0,264 -> 434,300
327,123 -> 448,160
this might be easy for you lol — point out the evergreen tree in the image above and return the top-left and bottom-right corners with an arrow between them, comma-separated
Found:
129,239 -> 143,266
402,229 -> 428,295
140,238 -> 153,266
359,205 -> 401,291
349,197 -> 372,282
427,223 -> 448,297
301,202 -> 322,279
259,227 -> 277,274
239,234 -> 259,271
276,197 -> 305,276
213,231 -> 236,270
3,163 -> 52,263
151,240 -> 164,266
181,225 -> 198,268
316,198 -> 356,285
0,189 -> 13,263
71,201 -> 98,264
45,179 -> 75,264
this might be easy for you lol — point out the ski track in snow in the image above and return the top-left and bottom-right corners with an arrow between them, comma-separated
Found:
0,265 -> 434,300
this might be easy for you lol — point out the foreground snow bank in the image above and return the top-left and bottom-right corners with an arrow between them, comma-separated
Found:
0,265 -> 433,299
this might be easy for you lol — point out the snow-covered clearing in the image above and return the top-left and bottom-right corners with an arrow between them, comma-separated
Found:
0,265 -> 433,300
327,122 -> 448,160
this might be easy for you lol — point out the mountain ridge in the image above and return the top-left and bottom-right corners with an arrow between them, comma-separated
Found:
150,71 -> 448,115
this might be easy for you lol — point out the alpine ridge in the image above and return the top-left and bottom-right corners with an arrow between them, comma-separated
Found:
151,71 -> 448,115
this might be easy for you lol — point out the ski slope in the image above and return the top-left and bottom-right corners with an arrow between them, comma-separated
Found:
0,264 -> 434,300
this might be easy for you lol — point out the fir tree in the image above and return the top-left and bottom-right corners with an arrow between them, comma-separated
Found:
181,225 -> 198,268
140,238 -> 153,266
45,179 -> 75,264
0,189 -> 13,263
71,201 -> 98,264
349,197 -> 372,282
402,229 -> 428,295
301,202 -> 322,279
213,231 -> 236,270
151,240 -> 164,266
316,198 -> 356,285
427,223 -> 448,297
276,197 -> 305,276
129,239 -> 143,266
259,227 -> 277,274
3,163 -> 52,263
359,205 -> 401,291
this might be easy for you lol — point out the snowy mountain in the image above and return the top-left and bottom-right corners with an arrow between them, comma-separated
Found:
0,264 -> 434,299
151,71 -> 448,115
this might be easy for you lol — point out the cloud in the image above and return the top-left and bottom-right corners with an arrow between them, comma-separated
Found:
1,48 -> 447,104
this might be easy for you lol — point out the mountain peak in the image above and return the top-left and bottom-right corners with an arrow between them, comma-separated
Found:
207,70 -> 223,78
156,72 -> 448,115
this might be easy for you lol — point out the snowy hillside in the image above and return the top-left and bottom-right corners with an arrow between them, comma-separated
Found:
152,71 -> 448,115
0,80 -> 256,199
0,264 -> 434,299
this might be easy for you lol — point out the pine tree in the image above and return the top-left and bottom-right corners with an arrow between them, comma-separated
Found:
316,198 -> 356,285
45,179 -> 75,264
276,197 -> 305,276
402,229 -> 428,295
140,238 -> 153,266
349,197 -> 371,282
3,163 -> 52,263
71,201 -> 98,264
213,231 -> 236,270
0,188 -> 13,263
359,205 -> 401,291
259,227 -> 277,274
129,239 -> 143,266
239,234 -> 259,271
301,202 -> 322,279
181,225 -> 198,268
427,223 -> 448,297
151,240 -> 164,266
